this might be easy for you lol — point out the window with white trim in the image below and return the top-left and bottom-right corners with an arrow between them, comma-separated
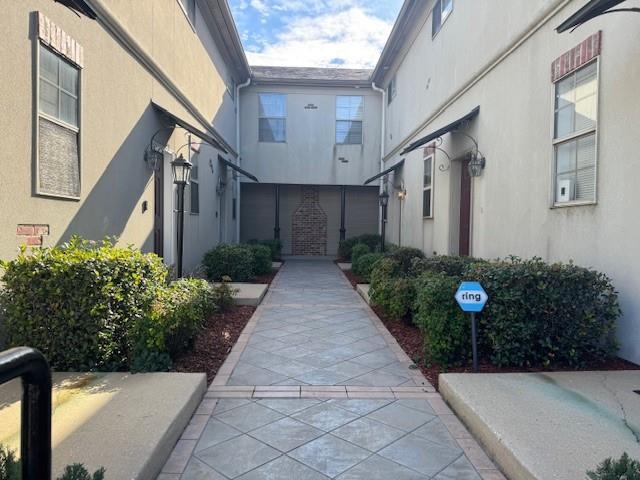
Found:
387,76 -> 397,105
336,95 -> 363,144
258,93 -> 286,142
432,0 -> 453,38
38,44 -> 80,198
553,61 -> 598,204
423,154 -> 434,218
190,152 -> 199,214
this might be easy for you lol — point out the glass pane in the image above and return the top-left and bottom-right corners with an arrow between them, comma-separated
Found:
336,96 -> 363,120
432,0 -> 442,35
190,181 -> 199,214
40,45 -> 58,84
336,120 -> 362,144
259,94 -> 286,118
60,91 -> 77,126
555,75 -> 574,109
576,134 -> 596,169
259,118 -> 285,142
442,0 -> 453,20
39,79 -> 58,117
555,140 -> 575,175
556,172 -> 576,203
575,62 -> 597,99
423,188 -> 432,217
59,60 -> 78,95
575,166 -> 595,201
554,105 -> 574,138
424,157 -> 432,188
574,95 -> 596,131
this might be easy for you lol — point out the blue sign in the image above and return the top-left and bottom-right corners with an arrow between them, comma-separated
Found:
455,281 -> 488,313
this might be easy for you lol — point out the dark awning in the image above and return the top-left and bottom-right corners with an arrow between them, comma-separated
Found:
55,0 -> 97,19
400,106 -> 480,155
363,159 -> 405,185
152,102 -> 228,154
218,155 -> 259,183
556,0 -> 637,32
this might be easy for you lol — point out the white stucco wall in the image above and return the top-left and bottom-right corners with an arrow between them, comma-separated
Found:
381,0 -> 640,363
239,84 -> 382,186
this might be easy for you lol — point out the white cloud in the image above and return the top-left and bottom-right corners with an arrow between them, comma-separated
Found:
246,6 -> 392,68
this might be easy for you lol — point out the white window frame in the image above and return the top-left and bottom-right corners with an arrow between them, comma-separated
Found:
36,42 -> 82,200
335,95 -> 364,145
258,93 -> 287,143
432,0 -> 453,39
550,59 -> 599,208
423,153 -> 434,218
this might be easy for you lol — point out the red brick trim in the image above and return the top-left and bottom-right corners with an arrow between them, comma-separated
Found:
17,224 -> 49,248
551,31 -> 601,83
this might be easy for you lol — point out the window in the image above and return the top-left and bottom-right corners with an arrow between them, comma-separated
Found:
423,154 -> 434,218
553,61 -> 598,204
387,77 -> 397,105
336,95 -> 363,144
178,0 -> 196,27
190,152 -> 199,214
432,0 -> 453,38
38,44 -> 80,198
258,93 -> 286,142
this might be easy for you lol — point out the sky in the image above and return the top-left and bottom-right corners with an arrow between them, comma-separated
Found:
229,0 -> 404,69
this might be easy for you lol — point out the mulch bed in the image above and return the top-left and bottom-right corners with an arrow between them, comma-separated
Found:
342,269 -> 364,288
373,303 -> 640,390
253,269 -> 278,284
172,305 -> 255,384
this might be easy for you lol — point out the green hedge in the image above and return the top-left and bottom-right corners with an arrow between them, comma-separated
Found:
369,258 -> 414,319
352,252 -> 384,282
413,272 -> 469,367
203,244 -> 255,281
385,247 -> 425,274
469,257 -> 619,367
338,234 -> 381,260
351,243 -> 371,262
248,239 -> 282,261
249,244 -> 272,275
0,238 -> 166,371
411,255 -> 483,277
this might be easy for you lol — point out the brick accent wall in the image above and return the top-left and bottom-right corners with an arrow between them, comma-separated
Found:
551,31 -> 601,83
292,187 -> 328,255
16,224 -> 49,247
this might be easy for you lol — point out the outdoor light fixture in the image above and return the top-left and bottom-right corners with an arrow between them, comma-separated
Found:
378,189 -> 390,252
468,152 -> 486,177
171,154 -> 193,278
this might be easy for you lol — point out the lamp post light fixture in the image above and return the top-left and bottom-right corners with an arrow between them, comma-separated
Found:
468,152 -> 486,177
379,189 -> 390,253
171,153 -> 193,278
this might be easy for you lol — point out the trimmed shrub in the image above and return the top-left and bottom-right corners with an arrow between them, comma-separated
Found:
1,444 -> 105,480
249,244 -> 272,276
351,243 -> 371,262
386,247 -> 425,274
410,255 -> 483,277
0,237 -> 166,371
413,272 -> 469,367
587,453 -> 640,480
369,258 -> 414,319
338,234 -> 382,260
212,276 -> 237,311
468,257 -> 620,367
248,239 -> 282,261
203,244 -> 255,281
352,252 -> 384,282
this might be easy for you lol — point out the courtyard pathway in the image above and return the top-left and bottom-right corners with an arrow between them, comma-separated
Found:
159,259 -> 504,480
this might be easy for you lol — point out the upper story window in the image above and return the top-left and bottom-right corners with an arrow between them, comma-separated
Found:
258,93 -> 286,142
553,61 -> 598,205
336,95 -> 363,144
423,153 -> 434,218
387,77 -> 397,105
178,0 -> 196,27
432,0 -> 453,38
38,43 -> 81,198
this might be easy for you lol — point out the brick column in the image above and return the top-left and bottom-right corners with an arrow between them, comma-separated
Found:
292,187 -> 328,256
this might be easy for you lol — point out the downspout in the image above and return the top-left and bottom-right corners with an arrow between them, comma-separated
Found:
371,82 -> 386,236
235,77 -> 251,243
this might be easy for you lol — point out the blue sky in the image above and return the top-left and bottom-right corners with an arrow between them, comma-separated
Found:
229,0 -> 404,69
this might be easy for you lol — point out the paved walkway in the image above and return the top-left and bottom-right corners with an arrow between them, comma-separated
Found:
159,259 -> 504,480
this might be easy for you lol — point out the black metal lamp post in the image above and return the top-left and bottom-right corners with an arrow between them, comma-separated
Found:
379,189 -> 389,252
171,153 -> 192,278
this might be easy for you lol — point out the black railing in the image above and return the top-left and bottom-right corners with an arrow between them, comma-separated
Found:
0,347 -> 52,479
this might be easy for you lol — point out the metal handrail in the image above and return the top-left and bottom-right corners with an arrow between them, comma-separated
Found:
0,347 -> 52,479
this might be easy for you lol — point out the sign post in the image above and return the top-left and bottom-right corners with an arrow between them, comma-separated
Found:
454,281 -> 488,372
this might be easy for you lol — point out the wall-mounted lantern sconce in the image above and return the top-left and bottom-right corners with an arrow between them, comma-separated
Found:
468,152 -> 486,177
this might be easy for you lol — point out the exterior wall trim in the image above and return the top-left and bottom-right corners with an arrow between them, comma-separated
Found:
382,0 -> 574,162
85,0 -> 238,156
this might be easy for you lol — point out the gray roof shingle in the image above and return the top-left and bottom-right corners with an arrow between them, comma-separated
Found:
250,66 -> 373,85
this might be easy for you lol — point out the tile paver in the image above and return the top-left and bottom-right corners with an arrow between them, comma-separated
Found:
160,259 -> 503,479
